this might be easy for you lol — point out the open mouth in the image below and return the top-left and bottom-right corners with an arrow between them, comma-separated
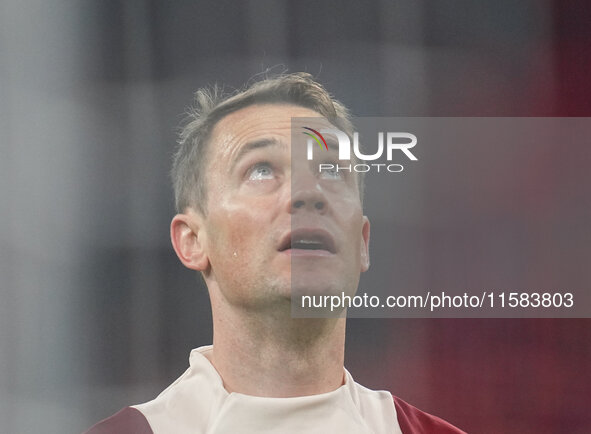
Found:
279,229 -> 336,254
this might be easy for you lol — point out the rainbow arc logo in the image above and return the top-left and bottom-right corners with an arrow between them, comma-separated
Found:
302,127 -> 328,151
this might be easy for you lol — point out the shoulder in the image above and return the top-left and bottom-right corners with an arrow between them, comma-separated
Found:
393,395 -> 466,434
84,407 -> 153,434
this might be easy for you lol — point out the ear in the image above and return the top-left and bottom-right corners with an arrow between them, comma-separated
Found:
170,210 -> 210,271
360,215 -> 370,272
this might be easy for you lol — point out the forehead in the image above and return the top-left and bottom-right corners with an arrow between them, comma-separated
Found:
208,103 -> 332,158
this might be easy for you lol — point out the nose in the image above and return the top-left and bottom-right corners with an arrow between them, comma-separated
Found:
289,176 -> 328,214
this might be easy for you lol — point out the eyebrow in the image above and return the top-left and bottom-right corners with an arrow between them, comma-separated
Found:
231,138 -> 283,170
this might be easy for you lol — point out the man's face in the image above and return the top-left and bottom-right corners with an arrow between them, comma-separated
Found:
198,103 -> 369,309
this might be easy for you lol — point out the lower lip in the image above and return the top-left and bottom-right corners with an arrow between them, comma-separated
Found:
281,249 -> 334,257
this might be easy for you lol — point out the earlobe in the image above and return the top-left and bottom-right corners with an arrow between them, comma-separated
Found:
170,210 -> 210,271
360,216 -> 371,272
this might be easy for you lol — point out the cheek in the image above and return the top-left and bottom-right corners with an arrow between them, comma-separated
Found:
337,205 -> 365,256
337,199 -> 364,230
207,206 -> 258,257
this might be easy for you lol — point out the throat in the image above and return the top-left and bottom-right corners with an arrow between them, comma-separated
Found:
211,314 -> 347,397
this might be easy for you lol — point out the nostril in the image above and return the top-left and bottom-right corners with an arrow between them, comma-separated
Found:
314,202 -> 325,210
294,200 -> 305,209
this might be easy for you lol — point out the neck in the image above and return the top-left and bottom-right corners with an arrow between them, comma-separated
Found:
207,289 -> 346,398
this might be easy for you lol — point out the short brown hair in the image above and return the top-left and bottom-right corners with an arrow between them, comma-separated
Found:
172,72 -> 358,213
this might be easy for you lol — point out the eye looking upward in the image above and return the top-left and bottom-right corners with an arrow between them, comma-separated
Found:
248,162 -> 274,181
